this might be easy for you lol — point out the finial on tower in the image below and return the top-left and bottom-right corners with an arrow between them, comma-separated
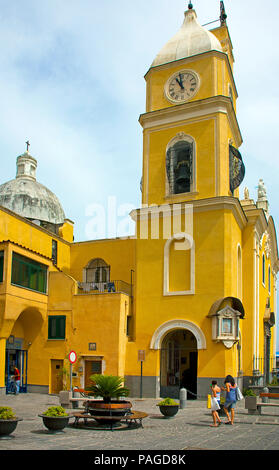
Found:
25,140 -> 30,153
220,1 -> 227,25
188,2 -> 193,9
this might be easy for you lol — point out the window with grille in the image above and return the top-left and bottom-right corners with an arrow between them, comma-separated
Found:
86,258 -> 110,283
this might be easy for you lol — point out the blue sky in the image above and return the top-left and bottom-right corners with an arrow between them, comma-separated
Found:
0,0 -> 278,241
0,1 -> 278,344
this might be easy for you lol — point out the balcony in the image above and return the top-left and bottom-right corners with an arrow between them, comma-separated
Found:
77,280 -> 132,296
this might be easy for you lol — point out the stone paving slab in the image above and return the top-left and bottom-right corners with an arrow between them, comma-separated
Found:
0,393 -> 279,454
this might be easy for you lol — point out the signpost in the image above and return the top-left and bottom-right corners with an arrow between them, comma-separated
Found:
69,350 -> 77,392
138,350 -> 146,398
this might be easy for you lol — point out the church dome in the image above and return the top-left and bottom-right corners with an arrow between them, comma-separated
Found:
0,150 -> 65,226
152,7 -> 222,67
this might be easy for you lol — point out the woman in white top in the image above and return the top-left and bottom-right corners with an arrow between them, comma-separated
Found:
210,380 -> 221,427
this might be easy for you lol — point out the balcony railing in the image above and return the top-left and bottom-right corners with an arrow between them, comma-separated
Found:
77,280 -> 132,296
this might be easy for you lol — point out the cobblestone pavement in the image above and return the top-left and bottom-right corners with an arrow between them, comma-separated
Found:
0,393 -> 279,453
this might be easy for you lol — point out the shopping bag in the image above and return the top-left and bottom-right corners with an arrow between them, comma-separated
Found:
207,394 -> 211,409
236,386 -> 243,401
211,397 -> 220,411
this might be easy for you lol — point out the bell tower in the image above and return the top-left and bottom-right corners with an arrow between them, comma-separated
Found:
139,2 -> 244,207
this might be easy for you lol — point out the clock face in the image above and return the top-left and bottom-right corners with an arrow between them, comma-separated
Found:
165,70 -> 200,104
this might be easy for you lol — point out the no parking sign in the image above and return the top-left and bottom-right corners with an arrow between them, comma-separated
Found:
69,350 -> 77,364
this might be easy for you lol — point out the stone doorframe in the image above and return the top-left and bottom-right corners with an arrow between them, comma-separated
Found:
150,319 -> 207,350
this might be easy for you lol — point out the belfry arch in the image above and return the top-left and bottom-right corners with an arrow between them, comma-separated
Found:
150,320 -> 206,399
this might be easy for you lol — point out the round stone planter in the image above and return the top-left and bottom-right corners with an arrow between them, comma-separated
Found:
86,400 -> 132,424
157,405 -> 179,418
0,418 -> 22,439
39,414 -> 70,432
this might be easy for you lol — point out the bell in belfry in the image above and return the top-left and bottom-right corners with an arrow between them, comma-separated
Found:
166,140 -> 193,195
175,160 -> 189,186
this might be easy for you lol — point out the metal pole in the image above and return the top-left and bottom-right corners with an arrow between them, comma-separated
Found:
140,361 -> 143,398
70,363 -> 73,392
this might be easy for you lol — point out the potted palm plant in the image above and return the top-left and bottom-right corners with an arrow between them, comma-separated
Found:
157,398 -> 180,418
39,406 -> 70,432
86,374 -> 131,424
0,406 -> 22,439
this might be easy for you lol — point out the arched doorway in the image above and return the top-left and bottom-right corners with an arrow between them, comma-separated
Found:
160,329 -> 197,399
5,308 -> 44,394
150,319 -> 206,400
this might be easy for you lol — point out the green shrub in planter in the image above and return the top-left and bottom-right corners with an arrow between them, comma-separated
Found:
0,407 -> 16,420
243,389 -> 256,397
39,406 -> 69,432
157,398 -> 179,418
0,407 -> 21,439
43,406 -> 69,417
157,398 -> 179,406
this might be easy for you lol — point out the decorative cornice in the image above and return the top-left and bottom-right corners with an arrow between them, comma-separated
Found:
139,95 -> 242,148
130,196 -> 247,230
145,49 -> 238,99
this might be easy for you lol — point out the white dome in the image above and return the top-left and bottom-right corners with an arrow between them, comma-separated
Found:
0,151 -> 65,225
152,8 -> 222,67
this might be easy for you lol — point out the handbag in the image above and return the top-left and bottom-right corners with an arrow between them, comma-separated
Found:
211,397 -> 220,411
236,386 -> 243,401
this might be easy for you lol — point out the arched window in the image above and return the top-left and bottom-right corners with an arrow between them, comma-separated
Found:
85,258 -> 110,284
166,134 -> 195,195
262,254 -> 266,286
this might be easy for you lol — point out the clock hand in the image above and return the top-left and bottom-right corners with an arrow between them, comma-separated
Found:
175,77 -> 185,90
175,77 -> 183,89
178,73 -> 185,90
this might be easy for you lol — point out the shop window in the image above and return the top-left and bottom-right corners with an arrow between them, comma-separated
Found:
48,316 -> 66,340
11,252 -> 47,293
0,251 -> 3,282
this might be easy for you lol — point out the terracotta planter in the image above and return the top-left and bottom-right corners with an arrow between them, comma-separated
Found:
39,414 -> 70,432
0,418 -> 22,438
86,400 -> 132,424
157,405 -> 179,418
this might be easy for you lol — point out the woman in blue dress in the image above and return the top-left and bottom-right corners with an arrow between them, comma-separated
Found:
222,375 -> 237,425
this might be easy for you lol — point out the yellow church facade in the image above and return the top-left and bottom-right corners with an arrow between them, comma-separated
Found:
0,3 -> 278,398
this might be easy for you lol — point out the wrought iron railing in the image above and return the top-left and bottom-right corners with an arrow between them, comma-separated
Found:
253,355 -> 277,375
78,280 -> 131,296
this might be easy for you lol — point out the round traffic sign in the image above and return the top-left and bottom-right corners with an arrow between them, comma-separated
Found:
69,350 -> 77,364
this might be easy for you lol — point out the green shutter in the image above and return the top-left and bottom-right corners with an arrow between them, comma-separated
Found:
48,316 -> 66,340
11,252 -> 47,293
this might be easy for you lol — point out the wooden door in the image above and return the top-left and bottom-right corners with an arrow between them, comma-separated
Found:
84,360 -> 102,389
51,359 -> 64,394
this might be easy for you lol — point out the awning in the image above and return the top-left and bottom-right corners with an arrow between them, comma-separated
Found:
207,297 -> 245,319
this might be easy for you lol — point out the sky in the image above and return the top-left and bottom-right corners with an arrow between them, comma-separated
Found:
0,1 -> 279,344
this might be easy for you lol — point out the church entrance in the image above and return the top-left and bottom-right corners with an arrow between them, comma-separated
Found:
160,329 -> 197,399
